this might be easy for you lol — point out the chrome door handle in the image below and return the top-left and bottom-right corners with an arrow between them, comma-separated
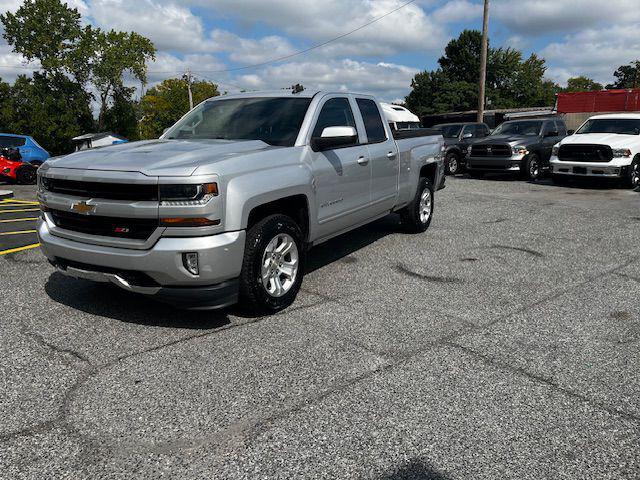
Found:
357,156 -> 369,166
387,151 -> 397,159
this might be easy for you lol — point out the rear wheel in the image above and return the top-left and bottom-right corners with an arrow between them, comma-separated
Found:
400,177 -> 434,233
15,164 -> 36,184
239,214 -> 305,314
445,152 -> 460,175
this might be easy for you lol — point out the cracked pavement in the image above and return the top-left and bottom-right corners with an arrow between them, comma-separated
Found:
1,177 -> 639,479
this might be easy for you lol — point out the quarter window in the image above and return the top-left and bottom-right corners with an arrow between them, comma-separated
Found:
0,136 -> 26,148
312,98 -> 357,139
356,98 -> 387,143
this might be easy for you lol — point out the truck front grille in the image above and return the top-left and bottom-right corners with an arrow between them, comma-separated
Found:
470,144 -> 512,157
42,178 -> 158,201
558,144 -> 613,163
50,209 -> 158,240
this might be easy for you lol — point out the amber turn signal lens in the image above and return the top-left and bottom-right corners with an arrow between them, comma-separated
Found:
160,217 -> 221,227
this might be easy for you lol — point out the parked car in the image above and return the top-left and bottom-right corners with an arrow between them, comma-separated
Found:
550,113 -> 640,189
381,103 -> 421,131
466,118 -> 567,180
0,133 -> 50,166
37,91 -> 444,313
0,153 -> 37,184
432,122 -> 490,175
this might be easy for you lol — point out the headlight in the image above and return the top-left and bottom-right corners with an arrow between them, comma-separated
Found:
159,182 -> 218,206
512,145 -> 528,155
551,145 -> 559,157
612,148 -> 632,158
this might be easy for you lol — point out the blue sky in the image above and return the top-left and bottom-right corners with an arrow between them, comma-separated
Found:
1,0 -> 640,102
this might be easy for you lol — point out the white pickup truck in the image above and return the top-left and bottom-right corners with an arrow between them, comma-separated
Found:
38,91 -> 444,313
550,113 -> 640,188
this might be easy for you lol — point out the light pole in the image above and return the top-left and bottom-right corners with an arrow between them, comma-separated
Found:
477,0 -> 490,123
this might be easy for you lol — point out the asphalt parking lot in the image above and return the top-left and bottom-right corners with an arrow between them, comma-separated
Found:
1,176 -> 639,479
0,186 -> 40,256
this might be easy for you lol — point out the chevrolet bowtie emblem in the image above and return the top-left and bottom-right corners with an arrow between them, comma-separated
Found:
71,201 -> 95,215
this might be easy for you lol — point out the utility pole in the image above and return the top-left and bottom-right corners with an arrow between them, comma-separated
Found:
477,0 -> 490,123
186,69 -> 194,110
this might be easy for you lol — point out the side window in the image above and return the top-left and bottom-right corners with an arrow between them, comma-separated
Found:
477,125 -> 489,137
355,98 -> 387,143
312,97 -> 357,139
542,121 -> 554,135
0,136 -> 26,148
462,125 -> 475,138
555,120 -> 567,136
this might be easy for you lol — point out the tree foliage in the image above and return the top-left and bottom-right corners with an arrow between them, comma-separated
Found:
606,61 -> 640,89
139,78 -> 220,139
564,76 -> 603,92
405,30 -> 561,116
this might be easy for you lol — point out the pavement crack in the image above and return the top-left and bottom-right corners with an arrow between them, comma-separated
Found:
20,325 -> 92,367
444,341 -> 640,424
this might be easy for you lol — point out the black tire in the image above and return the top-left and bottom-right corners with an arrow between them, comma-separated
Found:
551,174 -> 569,186
623,156 -> 640,189
239,214 -> 305,315
525,153 -> 541,181
445,152 -> 461,175
15,164 -> 37,185
400,177 -> 434,233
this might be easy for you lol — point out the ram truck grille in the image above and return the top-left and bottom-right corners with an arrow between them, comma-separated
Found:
558,144 -> 613,163
42,178 -> 158,201
49,209 -> 158,240
470,144 -> 512,157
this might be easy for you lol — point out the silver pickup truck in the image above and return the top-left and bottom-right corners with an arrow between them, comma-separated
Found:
37,91 -> 444,313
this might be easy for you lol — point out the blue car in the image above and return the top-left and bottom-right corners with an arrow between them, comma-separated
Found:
0,133 -> 50,165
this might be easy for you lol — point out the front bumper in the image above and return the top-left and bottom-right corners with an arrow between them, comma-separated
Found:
466,155 -> 523,172
550,158 -> 627,178
38,219 -> 246,309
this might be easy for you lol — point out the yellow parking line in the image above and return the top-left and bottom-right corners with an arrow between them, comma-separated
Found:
0,229 -> 37,236
0,217 -> 38,223
0,243 -> 41,256
1,199 -> 39,205
0,208 -> 40,213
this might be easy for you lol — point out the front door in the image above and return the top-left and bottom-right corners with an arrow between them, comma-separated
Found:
309,96 -> 371,237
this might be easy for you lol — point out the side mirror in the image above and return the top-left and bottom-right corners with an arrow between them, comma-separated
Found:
567,130 -> 575,135
311,126 -> 358,151
462,132 -> 473,139
544,131 -> 559,137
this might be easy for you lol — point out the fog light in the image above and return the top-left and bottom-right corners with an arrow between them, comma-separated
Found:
183,252 -> 199,275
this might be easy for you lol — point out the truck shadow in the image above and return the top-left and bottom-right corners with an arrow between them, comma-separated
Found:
44,272 -> 231,330
379,458 -> 452,480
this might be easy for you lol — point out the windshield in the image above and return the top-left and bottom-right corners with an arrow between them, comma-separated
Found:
434,124 -> 463,138
164,97 -> 312,147
575,118 -> 640,135
492,121 -> 543,136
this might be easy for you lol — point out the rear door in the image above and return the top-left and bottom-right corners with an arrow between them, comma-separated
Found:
308,95 -> 371,235
355,97 -> 398,213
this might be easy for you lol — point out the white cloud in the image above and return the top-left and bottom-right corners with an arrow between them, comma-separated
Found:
0,44 -> 39,82
432,0 -> 482,24
209,30 -> 296,64
540,25 -> 640,85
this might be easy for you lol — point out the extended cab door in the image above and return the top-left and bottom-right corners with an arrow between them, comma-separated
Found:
354,97 -> 398,213
308,95 -> 371,236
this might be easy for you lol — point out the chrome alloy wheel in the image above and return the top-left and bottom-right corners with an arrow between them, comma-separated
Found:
632,161 -> 640,188
529,158 -> 540,178
449,156 -> 458,174
260,233 -> 299,297
419,187 -> 432,224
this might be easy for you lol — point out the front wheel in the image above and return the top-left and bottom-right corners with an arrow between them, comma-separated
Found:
623,156 -> 640,189
525,153 -> 542,181
400,177 -> 434,233
445,152 -> 461,175
239,214 -> 305,315
16,165 -> 37,184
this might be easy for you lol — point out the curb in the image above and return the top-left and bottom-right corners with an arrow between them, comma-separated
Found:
0,190 -> 14,200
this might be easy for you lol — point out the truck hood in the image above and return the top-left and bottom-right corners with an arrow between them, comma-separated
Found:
46,139 -> 275,176
560,133 -> 640,149
473,134 -> 539,146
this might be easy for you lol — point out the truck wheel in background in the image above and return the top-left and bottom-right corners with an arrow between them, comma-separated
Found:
525,153 -> 541,181
445,152 -> 461,175
401,177 -> 434,233
623,156 -> 640,189
16,164 -> 37,185
239,214 -> 305,314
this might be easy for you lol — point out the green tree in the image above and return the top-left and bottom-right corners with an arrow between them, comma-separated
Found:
0,0 -> 82,75
564,76 -> 603,92
103,86 -> 140,141
6,72 -> 93,155
139,78 -> 219,139
0,78 -> 13,130
90,29 -> 155,130
405,30 -> 560,115
606,61 -> 640,89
